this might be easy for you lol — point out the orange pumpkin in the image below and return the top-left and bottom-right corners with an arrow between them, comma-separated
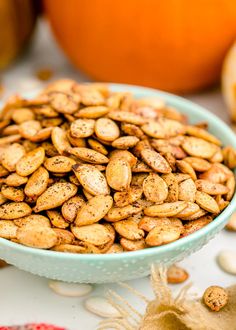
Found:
44,0 -> 236,93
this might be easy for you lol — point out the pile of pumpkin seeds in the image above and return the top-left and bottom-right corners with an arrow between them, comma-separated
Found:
0,79 -> 235,253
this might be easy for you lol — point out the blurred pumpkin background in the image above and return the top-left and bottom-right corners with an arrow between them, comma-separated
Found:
43,0 -> 236,94
0,0 -> 236,116
0,0 -> 40,69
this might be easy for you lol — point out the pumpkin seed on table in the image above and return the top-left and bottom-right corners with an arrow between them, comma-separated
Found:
49,281 -> 93,297
167,265 -> 189,284
225,212 -> 236,231
217,251 -> 236,275
84,296 -> 122,318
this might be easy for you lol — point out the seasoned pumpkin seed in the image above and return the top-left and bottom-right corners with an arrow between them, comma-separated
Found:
34,182 -> 78,212
0,80 -> 234,254
195,191 -> 220,214
67,147 -> 109,164
143,173 -> 168,203
144,201 -> 187,217
0,202 -> 31,219
113,219 -> 144,240
44,156 -> 76,173
24,166 -> 49,198
73,164 -> 109,196
141,149 -> 171,173
105,204 -> 142,222
75,195 -> 113,226
51,127 -> 71,155
16,147 -> 45,177
0,220 -> 18,239
1,143 -> 25,172
178,178 -> 196,202
71,224 -> 111,246
70,119 -> 95,138
112,136 -> 139,149
95,118 -> 120,141
106,158 -> 131,191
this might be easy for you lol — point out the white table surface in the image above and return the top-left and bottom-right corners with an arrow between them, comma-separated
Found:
0,19 -> 235,330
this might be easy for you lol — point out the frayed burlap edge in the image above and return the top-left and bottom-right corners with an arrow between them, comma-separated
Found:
98,265 -> 236,330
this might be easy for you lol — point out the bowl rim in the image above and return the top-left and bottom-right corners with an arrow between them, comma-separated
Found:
1,82 -> 236,261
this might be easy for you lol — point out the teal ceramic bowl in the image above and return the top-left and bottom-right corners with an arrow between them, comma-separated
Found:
0,84 -> 236,283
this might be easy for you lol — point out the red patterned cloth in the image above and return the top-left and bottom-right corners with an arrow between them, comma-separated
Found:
0,324 -> 66,330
